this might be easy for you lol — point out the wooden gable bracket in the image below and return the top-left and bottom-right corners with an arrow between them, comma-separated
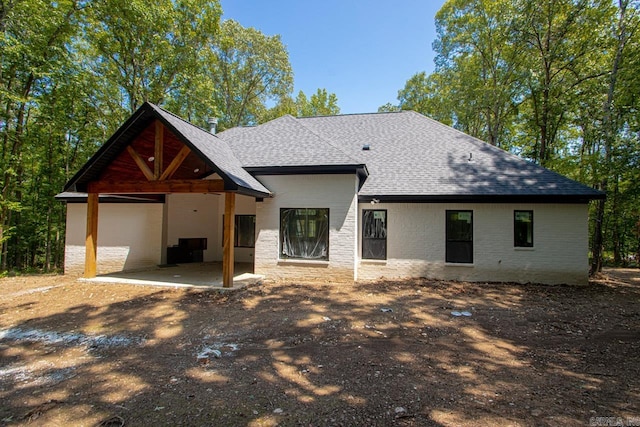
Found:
159,145 -> 191,180
125,121 -> 192,182
154,121 -> 163,179
126,146 -> 154,181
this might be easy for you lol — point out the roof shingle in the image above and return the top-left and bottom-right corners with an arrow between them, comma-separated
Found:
219,110 -> 603,200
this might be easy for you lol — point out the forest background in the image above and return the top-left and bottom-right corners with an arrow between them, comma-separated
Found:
0,0 -> 638,275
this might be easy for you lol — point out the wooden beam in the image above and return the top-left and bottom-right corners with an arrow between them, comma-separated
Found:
127,146 -> 154,181
159,145 -> 191,181
222,192 -> 235,288
87,179 -> 225,194
84,192 -> 99,278
154,121 -> 164,179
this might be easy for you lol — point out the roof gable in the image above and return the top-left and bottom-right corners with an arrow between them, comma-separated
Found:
64,102 -> 270,197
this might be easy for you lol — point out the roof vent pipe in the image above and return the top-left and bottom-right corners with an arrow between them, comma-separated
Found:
208,117 -> 218,134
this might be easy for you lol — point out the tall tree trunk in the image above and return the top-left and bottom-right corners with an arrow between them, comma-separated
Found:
590,0 -> 629,275
612,176 -> 621,265
45,204 -> 52,271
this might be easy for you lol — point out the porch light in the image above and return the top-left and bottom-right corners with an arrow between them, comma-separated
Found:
194,168 -> 200,173
148,156 -> 155,162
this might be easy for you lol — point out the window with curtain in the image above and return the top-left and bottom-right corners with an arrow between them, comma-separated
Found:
446,210 -> 473,263
280,208 -> 329,260
362,209 -> 387,259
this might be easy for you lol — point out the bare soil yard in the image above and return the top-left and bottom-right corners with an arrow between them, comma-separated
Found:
0,269 -> 639,426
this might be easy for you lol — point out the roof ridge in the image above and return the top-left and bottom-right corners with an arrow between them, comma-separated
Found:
292,116 -> 365,165
149,102 -> 222,140
298,110 -> 405,119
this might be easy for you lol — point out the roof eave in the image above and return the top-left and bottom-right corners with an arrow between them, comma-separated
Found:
245,164 -> 368,176
358,193 -> 605,204
63,105 -> 152,192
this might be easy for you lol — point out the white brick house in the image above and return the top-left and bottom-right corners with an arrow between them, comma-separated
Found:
58,102 -> 603,285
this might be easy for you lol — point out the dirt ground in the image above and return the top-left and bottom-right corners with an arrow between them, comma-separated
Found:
0,270 -> 639,427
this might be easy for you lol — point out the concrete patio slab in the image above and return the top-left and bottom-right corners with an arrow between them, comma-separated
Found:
79,262 -> 262,290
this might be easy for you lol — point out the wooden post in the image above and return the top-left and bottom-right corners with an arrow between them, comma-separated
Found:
84,192 -> 99,278
222,192 -> 235,287
154,121 -> 164,179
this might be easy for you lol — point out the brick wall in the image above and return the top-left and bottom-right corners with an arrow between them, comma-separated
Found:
357,202 -> 590,285
254,174 -> 358,281
65,203 -> 163,275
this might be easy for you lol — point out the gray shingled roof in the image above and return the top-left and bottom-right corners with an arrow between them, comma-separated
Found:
218,110 -> 603,201
65,104 -> 603,202
216,114 -> 363,167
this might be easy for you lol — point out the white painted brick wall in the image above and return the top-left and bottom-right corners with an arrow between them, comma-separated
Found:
65,203 -> 163,275
357,203 -> 590,285
254,174 -> 358,281
165,193 -> 256,263
166,193 -> 219,262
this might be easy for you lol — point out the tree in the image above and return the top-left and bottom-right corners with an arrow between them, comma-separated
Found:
259,88 -> 341,122
210,19 -> 293,128
433,0 -> 524,148
514,0 -> 610,165
84,0 -> 221,114
297,88 -> 340,117
590,0 -> 639,273
377,103 -> 399,112
0,0 -> 82,269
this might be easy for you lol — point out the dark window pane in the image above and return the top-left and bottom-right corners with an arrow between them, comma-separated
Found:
362,210 -> 387,259
222,215 -> 256,248
281,208 -> 329,260
446,210 -> 473,263
514,210 -> 533,247
235,215 -> 256,248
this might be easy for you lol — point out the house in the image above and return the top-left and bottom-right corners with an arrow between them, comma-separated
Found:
57,102 -> 604,286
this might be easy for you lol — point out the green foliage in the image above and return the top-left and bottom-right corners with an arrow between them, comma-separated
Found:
210,19 -> 293,128
84,0 -> 222,113
377,103 -> 399,112
259,88 -> 341,122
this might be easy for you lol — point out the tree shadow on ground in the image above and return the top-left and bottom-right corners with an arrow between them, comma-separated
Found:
0,272 -> 639,426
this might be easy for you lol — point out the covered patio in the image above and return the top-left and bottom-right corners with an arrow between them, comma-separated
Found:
80,262 -> 263,289
61,103 -> 272,288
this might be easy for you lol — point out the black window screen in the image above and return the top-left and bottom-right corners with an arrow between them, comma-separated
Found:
514,210 -> 533,247
235,215 -> 256,248
362,210 -> 387,260
222,215 -> 256,248
446,210 -> 473,263
280,208 -> 329,260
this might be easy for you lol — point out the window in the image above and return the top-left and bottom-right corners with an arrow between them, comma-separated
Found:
514,210 -> 533,247
280,208 -> 329,260
222,215 -> 256,248
446,210 -> 473,263
235,215 -> 256,248
362,209 -> 387,259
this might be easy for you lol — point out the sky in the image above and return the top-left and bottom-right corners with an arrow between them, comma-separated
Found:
222,0 -> 447,114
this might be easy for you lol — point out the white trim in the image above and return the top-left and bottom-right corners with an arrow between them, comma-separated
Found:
277,259 -> 330,266
444,263 -> 475,268
360,259 -> 387,265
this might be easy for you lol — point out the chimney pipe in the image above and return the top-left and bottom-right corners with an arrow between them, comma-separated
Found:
208,117 -> 218,134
